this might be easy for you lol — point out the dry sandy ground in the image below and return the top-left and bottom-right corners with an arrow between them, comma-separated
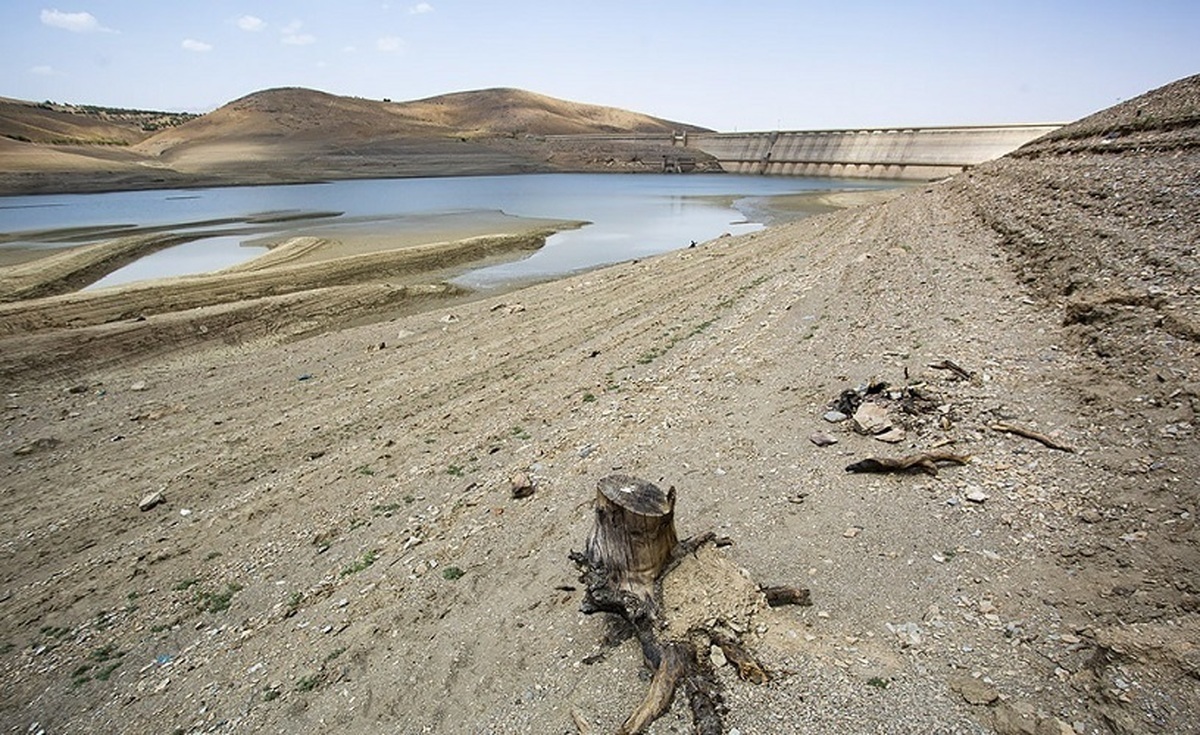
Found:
1,79 -> 1198,734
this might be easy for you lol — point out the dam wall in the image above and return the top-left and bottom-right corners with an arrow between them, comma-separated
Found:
546,124 -> 1060,180
684,125 -> 1060,179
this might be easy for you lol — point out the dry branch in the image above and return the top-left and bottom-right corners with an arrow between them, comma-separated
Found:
928,358 -> 976,381
761,585 -> 812,607
990,422 -> 1076,452
845,450 -> 971,476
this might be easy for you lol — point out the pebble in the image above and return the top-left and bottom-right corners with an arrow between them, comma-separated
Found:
130,381 -> 148,391
809,432 -> 838,447
965,489 -> 989,504
139,491 -> 165,512
823,410 -> 848,423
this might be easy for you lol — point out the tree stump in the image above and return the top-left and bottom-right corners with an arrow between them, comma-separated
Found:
571,474 -> 811,735
585,475 -> 678,602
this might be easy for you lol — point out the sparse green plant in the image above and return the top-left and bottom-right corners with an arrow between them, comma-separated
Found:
296,674 -> 320,692
356,464 -> 376,476
263,687 -> 281,702
866,676 -> 890,690
340,551 -> 378,577
172,578 -> 199,592
196,583 -> 243,613
324,646 -> 348,663
447,464 -> 465,477
442,566 -> 465,581
582,392 -> 596,403
372,502 -> 401,515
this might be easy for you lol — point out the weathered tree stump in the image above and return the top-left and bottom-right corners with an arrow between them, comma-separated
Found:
586,474 -> 678,601
571,474 -> 811,734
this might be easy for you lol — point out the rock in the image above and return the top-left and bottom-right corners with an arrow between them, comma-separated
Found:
843,526 -> 862,538
139,491 -> 165,512
822,410 -> 848,423
66,384 -> 89,394
887,621 -> 923,647
874,427 -> 906,443
965,489 -> 990,504
809,432 -> 838,447
851,403 -> 891,435
1079,508 -> 1103,524
709,644 -> 727,668
439,314 -> 459,323
950,675 -> 999,705
130,381 -> 148,391
14,437 -> 60,456
510,472 -> 535,499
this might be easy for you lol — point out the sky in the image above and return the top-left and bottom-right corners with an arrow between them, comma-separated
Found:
2,1 -> 1197,132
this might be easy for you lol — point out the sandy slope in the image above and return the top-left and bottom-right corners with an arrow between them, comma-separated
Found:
1,78 -> 1198,734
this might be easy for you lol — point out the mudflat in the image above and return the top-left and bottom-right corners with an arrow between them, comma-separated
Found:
1,76 -> 1198,734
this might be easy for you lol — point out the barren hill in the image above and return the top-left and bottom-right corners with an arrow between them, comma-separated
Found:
1,75 -> 1197,734
0,87 -> 713,194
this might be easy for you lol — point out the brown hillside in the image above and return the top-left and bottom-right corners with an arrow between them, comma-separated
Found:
398,87 -> 709,136
1,87 -> 714,193
137,86 -> 706,156
0,98 -> 148,146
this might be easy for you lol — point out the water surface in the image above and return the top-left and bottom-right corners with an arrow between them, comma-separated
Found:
0,174 -> 895,289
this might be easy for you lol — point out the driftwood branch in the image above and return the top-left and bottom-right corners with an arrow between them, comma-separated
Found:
928,358 -> 976,382
760,585 -> 812,607
990,422 -> 1075,452
845,450 -> 971,476
710,629 -> 770,685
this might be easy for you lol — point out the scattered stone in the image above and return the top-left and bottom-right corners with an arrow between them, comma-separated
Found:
822,410 -> 848,423
965,488 -> 990,504
66,384 -> 89,394
709,644 -> 727,669
843,526 -> 862,538
851,403 -> 892,435
14,437 -> 60,456
439,314 -> 459,323
1079,508 -> 1103,524
139,491 -> 165,512
887,621 -> 923,647
874,427 -> 906,443
510,471 -> 535,499
950,675 -> 999,705
130,381 -> 148,391
809,432 -> 838,447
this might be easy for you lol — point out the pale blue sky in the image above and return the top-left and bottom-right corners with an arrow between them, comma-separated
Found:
2,1 -> 1196,131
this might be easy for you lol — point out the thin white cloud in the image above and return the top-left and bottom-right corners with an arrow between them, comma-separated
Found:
31,65 -> 59,76
40,9 -> 114,33
237,15 -> 265,32
280,19 -> 315,45
409,3 -> 433,14
376,36 -> 403,52
182,38 -> 213,52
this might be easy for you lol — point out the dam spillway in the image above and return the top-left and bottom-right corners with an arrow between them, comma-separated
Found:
547,123 -> 1061,180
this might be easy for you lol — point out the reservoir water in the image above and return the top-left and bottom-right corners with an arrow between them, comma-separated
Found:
0,174 -> 894,289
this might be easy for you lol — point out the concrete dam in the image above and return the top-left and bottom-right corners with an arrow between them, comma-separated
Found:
549,123 -> 1060,180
